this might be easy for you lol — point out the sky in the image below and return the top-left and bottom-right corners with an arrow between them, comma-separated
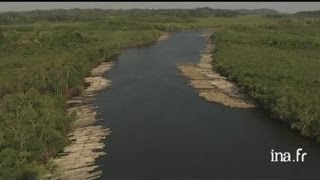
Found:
0,2 -> 320,13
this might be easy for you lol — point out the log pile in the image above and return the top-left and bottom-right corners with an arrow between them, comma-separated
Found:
177,31 -> 256,109
157,32 -> 170,41
53,126 -> 111,179
48,61 -> 114,179
84,62 -> 113,93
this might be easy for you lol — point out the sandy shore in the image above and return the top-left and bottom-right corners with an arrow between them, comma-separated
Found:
48,62 -> 114,179
177,31 -> 256,108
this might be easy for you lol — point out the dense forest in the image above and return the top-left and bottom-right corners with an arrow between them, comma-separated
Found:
235,8 -> 280,15
295,10 -> 320,17
0,7 -> 285,25
0,7 -> 319,179
0,8 -> 240,25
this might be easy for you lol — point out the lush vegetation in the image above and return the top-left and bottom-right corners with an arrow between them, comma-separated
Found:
0,15 -> 164,179
2,8 -> 270,179
212,18 -> 320,141
0,7 -> 319,179
0,8 -> 243,25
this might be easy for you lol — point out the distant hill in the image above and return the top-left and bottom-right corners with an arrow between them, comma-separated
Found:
295,10 -> 320,16
194,7 -> 241,17
235,8 -> 280,15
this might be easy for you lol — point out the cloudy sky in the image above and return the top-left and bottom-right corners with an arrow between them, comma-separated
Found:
0,2 -> 319,13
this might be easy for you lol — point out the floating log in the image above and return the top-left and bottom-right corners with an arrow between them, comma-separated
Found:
177,31 -> 256,109
157,32 -> 170,41
50,61 -> 114,179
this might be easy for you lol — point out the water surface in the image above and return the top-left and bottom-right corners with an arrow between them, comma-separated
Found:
95,31 -> 320,180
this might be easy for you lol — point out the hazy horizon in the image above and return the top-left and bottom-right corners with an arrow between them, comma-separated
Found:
0,2 -> 320,13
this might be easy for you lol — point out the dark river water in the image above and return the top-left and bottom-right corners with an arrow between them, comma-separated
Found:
95,31 -> 320,180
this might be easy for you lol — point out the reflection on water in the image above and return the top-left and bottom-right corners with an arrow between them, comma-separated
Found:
95,31 -> 320,180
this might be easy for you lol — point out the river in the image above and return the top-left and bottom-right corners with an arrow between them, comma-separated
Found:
94,31 -> 320,180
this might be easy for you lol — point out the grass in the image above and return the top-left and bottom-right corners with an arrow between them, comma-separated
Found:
0,12 -> 319,178
212,19 -> 320,140
0,20 -> 161,178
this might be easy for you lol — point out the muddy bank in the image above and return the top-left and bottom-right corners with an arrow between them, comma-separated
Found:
177,31 -> 256,108
49,62 -> 114,179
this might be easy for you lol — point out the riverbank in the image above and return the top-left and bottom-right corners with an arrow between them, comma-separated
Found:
177,31 -> 256,108
48,62 -> 113,179
47,33 -> 169,179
